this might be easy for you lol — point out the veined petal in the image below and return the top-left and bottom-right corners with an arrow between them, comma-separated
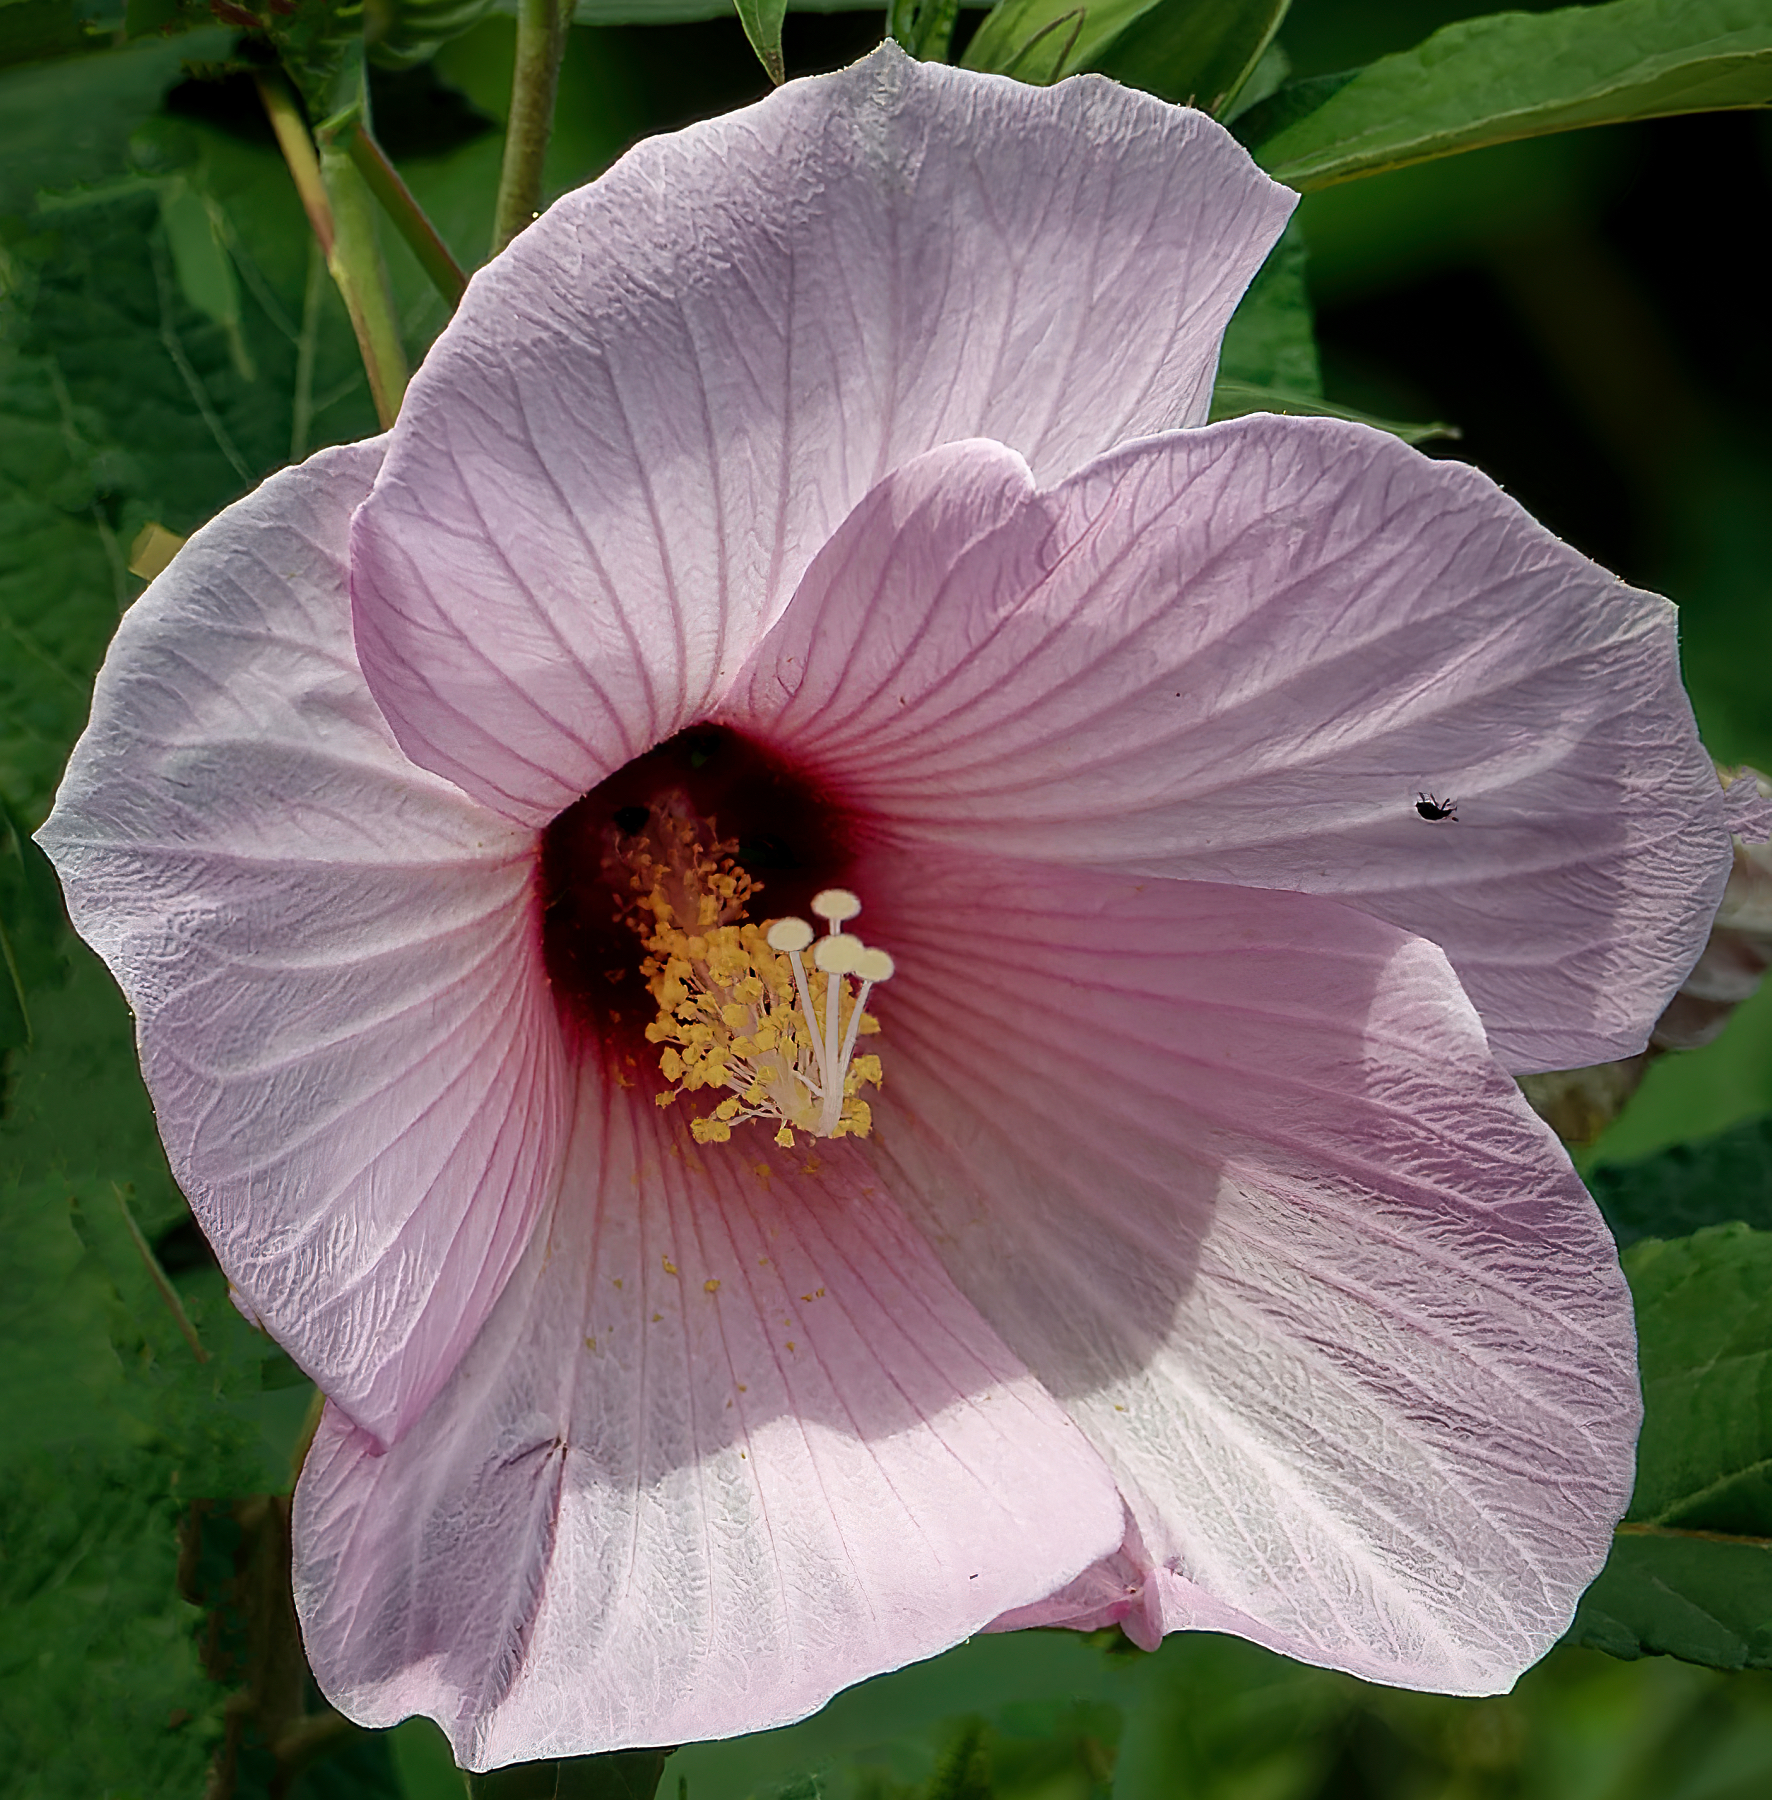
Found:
350,44 -> 1292,825
851,850 -> 1638,1694
37,445 -> 569,1448
725,421 -> 1729,1071
294,1063 -> 1124,1767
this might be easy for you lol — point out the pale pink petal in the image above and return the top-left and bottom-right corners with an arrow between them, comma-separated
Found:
37,445 -> 568,1447
723,423 -> 1729,1072
850,848 -> 1638,1694
294,1067 -> 1125,1767
350,44 -> 1293,824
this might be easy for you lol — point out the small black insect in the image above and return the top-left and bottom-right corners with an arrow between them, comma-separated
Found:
1415,793 -> 1458,822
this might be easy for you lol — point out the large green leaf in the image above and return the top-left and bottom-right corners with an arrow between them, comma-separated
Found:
1577,1530 -> 1772,1669
0,797 -> 60,1063
0,1439 -> 223,1796
0,25 -> 232,211
0,984 -> 318,1793
1246,0 -> 1772,191
1571,1224 -> 1772,1668
1092,0 -> 1289,118
1590,1114 -> 1772,1247
1207,219 -> 1453,445
1213,219 -> 1320,399
1627,1225 -> 1772,1535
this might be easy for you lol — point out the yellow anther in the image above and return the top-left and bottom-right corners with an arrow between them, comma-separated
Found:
811,889 -> 861,924
610,797 -> 892,1148
814,932 -> 864,974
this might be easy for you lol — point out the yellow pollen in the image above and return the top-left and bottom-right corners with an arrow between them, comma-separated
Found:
612,803 -> 892,1147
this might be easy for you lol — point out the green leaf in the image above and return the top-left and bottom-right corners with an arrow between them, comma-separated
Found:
0,48 -> 378,826
1627,1225 -> 1772,1533
1092,0 -> 1290,118
368,0 -> 503,71
0,25 -> 232,211
0,910 -> 26,1052
1575,1529 -> 1772,1668
961,0 -> 1155,85
733,0 -> 788,84
887,0 -> 963,63
1207,220 -> 1454,447
1214,219 -> 1321,398
1571,1224 -> 1772,1668
0,1175 -> 136,1454
158,178 -> 255,379
0,797 -> 57,1061
673,1632 -> 1140,1799
0,1439 -> 221,1796
0,946 -> 177,1225
1590,1113 -> 1772,1247
1246,0 -> 1772,191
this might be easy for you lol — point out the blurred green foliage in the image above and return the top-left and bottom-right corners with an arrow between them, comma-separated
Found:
1570,1224 -> 1772,1670
1244,0 -> 1772,188
5,1 -> 1772,1797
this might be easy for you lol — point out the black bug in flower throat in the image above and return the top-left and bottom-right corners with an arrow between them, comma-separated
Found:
1415,793 -> 1458,822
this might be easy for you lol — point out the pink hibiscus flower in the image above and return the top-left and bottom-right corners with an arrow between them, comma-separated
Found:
42,45 -> 1742,1770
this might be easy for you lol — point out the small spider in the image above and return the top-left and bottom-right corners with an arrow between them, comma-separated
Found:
1415,793 -> 1458,822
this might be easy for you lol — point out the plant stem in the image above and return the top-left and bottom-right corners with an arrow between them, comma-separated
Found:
491,0 -> 570,258
114,1184 -> 208,1364
319,139 -> 409,427
257,63 -> 409,429
290,236 -> 325,462
346,122 -> 469,307
256,70 -> 333,257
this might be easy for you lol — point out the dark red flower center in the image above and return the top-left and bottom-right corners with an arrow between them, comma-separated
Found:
538,723 -> 858,1053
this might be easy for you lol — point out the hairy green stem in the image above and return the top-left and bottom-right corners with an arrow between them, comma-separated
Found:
320,141 -> 410,428
115,1184 -> 208,1364
258,67 -> 409,428
346,122 -> 469,307
290,237 -> 325,463
256,70 -> 333,256
491,0 -> 571,257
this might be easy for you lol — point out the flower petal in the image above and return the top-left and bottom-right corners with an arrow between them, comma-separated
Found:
294,1070 -> 1124,1766
37,444 -> 568,1447
724,420 -> 1729,1071
852,849 -> 1639,1694
350,44 -> 1293,825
